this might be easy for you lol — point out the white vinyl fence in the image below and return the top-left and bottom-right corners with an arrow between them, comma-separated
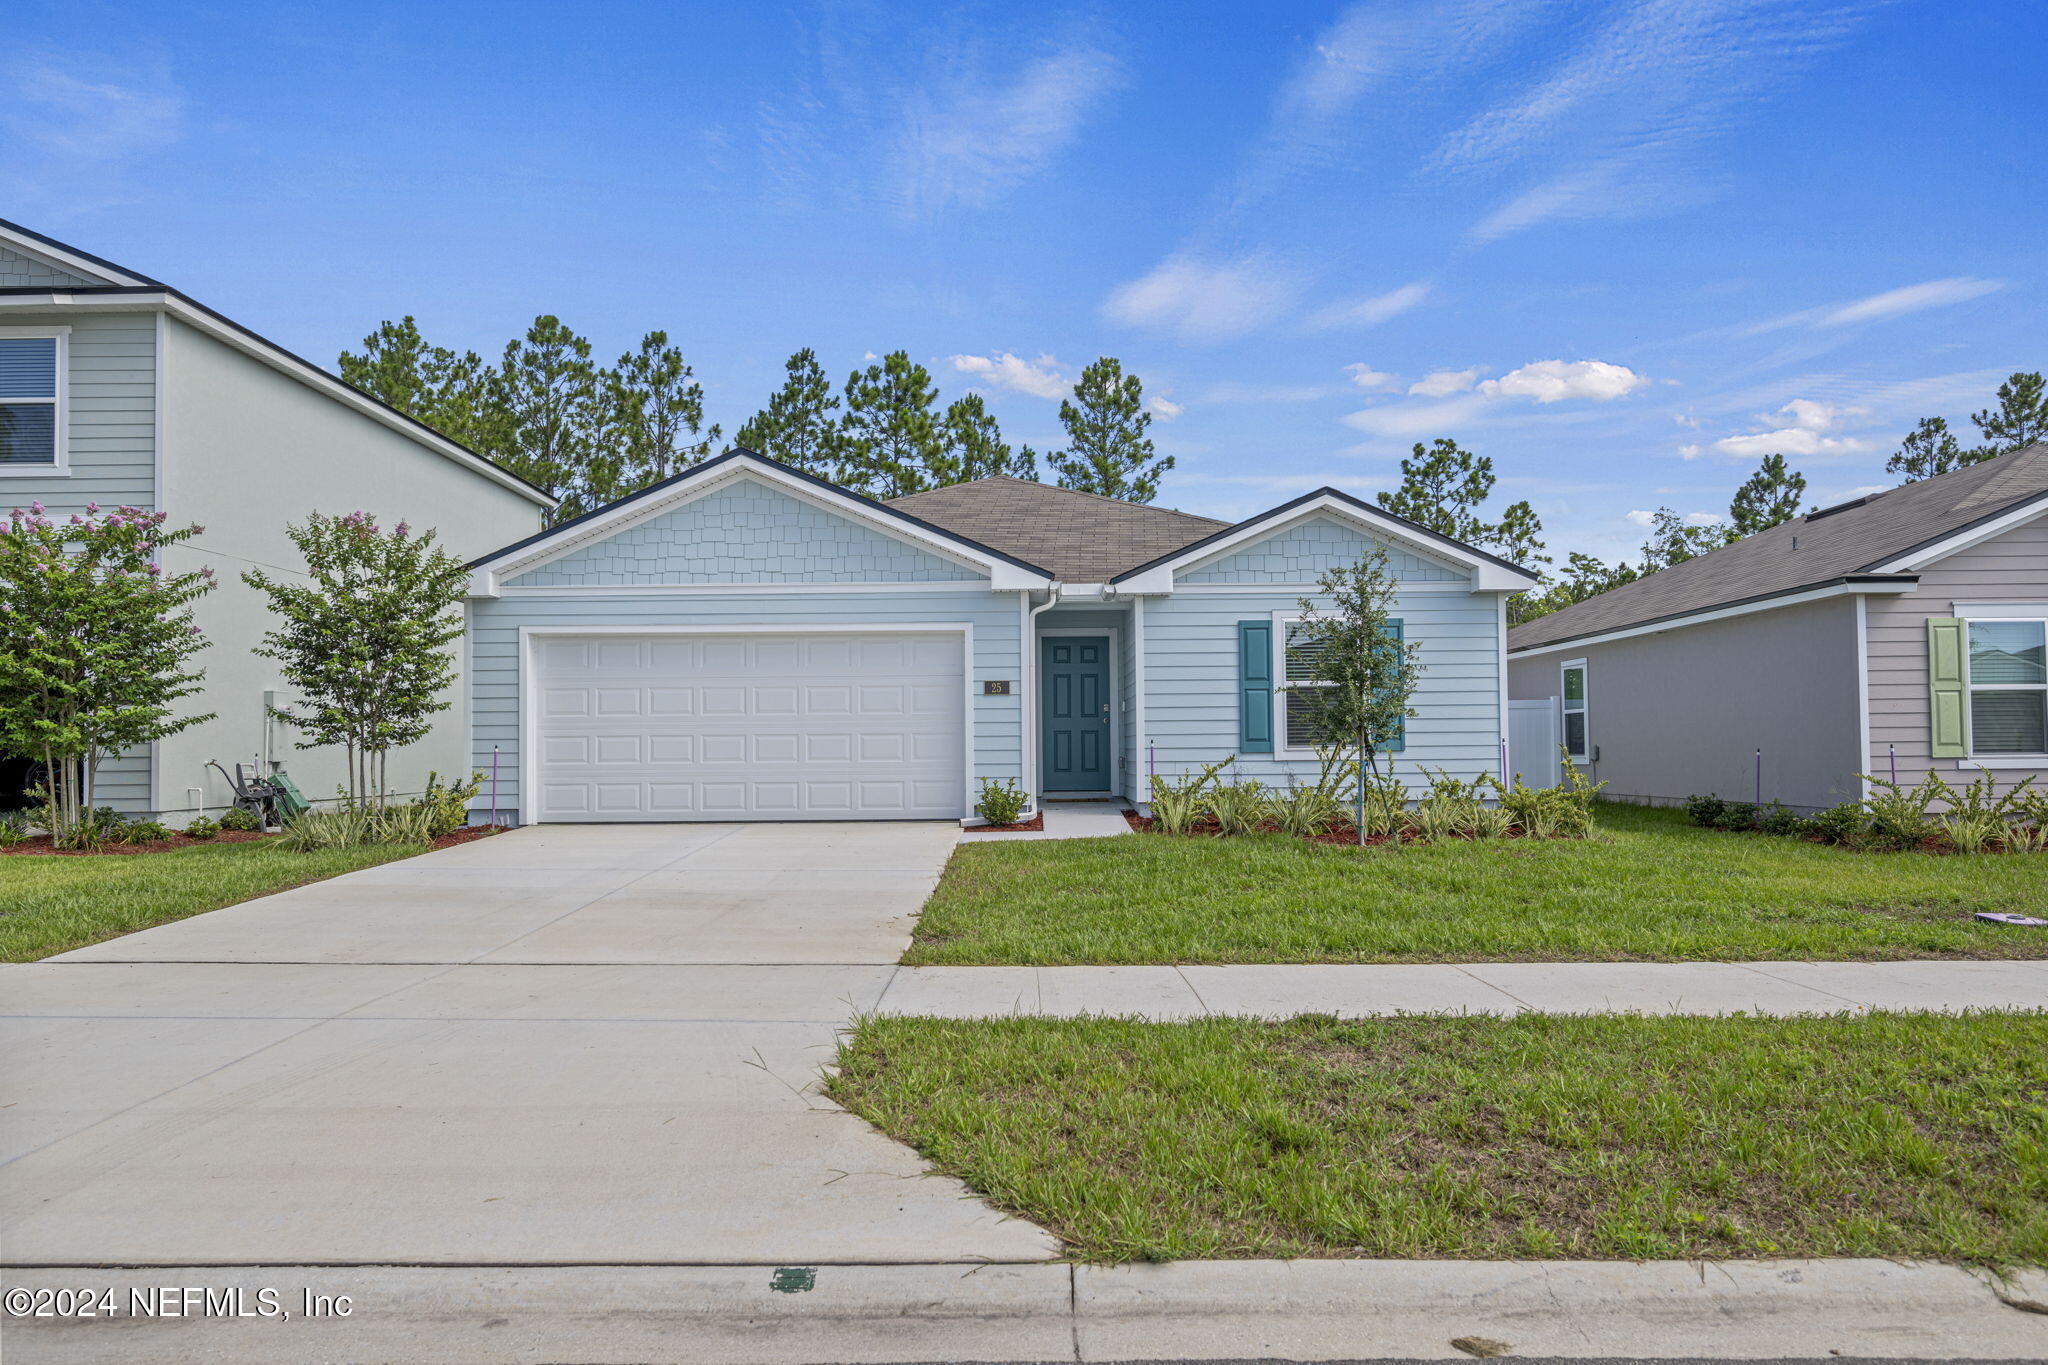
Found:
1508,698 -> 1563,788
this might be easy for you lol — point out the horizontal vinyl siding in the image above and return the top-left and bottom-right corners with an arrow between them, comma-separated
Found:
1143,588 -> 1503,793
1,309 -> 155,515
1866,514 -> 2048,796
469,590 -> 1025,819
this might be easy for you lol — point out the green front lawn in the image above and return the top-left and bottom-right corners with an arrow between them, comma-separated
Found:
0,840 -> 423,961
907,802 -> 2048,964
832,1012 -> 2048,1266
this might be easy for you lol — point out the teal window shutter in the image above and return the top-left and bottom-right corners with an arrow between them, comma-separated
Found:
1238,620 -> 1273,752
1382,618 -> 1405,753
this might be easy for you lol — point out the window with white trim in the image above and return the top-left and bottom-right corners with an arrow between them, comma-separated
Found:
1966,618 -> 2047,755
1279,619 -> 1332,750
0,331 -> 64,471
1561,659 -> 1589,762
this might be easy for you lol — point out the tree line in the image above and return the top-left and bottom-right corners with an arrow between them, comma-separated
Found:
341,319 -> 1171,523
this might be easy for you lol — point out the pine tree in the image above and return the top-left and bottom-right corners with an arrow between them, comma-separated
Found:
338,317 -> 503,454
735,348 -> 843,477
838,351 -> 947,498
1378,437 -> 1549,568
934,393 -> 1037,484
1046,357 -> 1171,502
582,330 -> 720,512
1637,508 -> 1734,569
1887,416 -> 1966,482
495,316 -> 604,513
1727,453 -> 1808,536
1971,371 -> 2047,459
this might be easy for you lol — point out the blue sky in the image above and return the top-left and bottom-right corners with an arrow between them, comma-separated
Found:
6,0 -> 2042,563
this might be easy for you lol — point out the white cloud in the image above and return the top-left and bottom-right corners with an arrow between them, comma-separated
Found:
892,46 -> 1122,217
1818,277 -> 2006,327
1710,398 -> 1873,459
949,351 -> 1068,400
1148,395 -> 1184,420
1623,509 -> 1657,529
1678,443 -> 1701,459
1408,368 -> 1484,398
1305,281 -> 1431,330
1625,508 -> 1721,529
1477,359 -> 1649,404
1343,363 -> 1399,392
1684,511 -> 1725,527
1101,254 -> 1299,342
1342,394 -> 1492,439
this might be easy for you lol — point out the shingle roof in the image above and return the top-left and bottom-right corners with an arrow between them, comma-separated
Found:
1508,443 -> 2048,652
887,476 -> 1229,581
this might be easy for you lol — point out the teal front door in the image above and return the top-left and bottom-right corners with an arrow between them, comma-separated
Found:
1041,636 -> 1112,792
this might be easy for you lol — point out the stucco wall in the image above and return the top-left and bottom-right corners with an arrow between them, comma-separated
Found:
154,315 -> 545,819
510,480 -> 982,585
468,589 -> 1024,820
1507,595 -> 1864,811
1866,512 -> 2048,797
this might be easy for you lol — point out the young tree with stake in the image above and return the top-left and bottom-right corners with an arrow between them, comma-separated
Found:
244,512 -> 471,810
1289,550 -> 1423,844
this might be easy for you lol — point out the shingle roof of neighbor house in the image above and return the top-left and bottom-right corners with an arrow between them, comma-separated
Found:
888,476 -> 1229,581
1508,443 -> 2048,653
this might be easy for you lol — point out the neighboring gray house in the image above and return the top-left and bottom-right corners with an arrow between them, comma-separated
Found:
1507,445 -> 2048,811
465,450 -> 1538,823
0,219 -> 552,822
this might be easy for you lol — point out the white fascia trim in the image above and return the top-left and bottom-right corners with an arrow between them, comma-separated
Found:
481,453 -> 1050,589
0,292 -> 553,508
1865,498 -> 2048,573
1961,756 -> 2048,770
1170,581 -> 1476,595
1118,494 -> 1541,595
494,581 -> 1005,597
0,226 -> 147,286
1508,579 -> 1920,660
514,622 -> 976,826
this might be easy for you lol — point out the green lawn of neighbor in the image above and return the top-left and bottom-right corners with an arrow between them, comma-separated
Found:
832,1011 -> 2048,1266
0,840 -> 423,961
906,801 -> 2048,965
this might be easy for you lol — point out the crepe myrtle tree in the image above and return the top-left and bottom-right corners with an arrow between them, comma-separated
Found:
0,502 -> 216,845
1289,549 -> 1422,844
244,512 -> 470,810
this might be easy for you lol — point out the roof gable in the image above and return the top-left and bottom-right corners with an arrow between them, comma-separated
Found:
505,476 -> 986,586
1509,443 -> 2048,653
886,477 -> 1225,581
1178,514 -> 1470,584
0,243 -> 106,289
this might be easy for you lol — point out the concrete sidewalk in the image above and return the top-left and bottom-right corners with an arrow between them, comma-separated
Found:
874,958 -> 2048,1019
4,1258 -> 2041,1363
961,799 -> 1132,842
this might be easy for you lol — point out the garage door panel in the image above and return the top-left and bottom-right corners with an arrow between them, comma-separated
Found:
532,631 -> 964,822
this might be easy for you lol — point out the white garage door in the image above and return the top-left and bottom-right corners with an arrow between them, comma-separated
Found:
531,632 -> 966,822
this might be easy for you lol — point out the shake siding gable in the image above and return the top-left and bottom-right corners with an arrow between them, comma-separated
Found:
0,245 -> 101,288
1178,515 -> 1468,584
507,479 -> 985,586
1865,513 -> 2048,795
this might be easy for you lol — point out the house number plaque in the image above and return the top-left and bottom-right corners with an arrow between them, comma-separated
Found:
982,680 -> 1012,696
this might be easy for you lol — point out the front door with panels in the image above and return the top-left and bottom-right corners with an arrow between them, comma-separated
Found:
1040,635 -> 1111,793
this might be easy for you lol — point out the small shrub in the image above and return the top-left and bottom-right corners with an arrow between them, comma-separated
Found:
1684,793 -> 1726,827
1491,774 -> 1576,839
975,777 -> 1029,827
122,820 -> 176,845
0,811 -> 29,847
1149,758 -> 1231,836
1205,778 -> 1271,836
281,802 -> 436,851
1354,773 -> 1408,840
1273,783 -> 1341,839
419,770 -> 485,838
2006,822 -> 2048,854
1467,804 -> 1515,839
182,816 -> 221,840
1406,794 -> 1461,842
1553,748 -> 1606,837
1942,810 -> 2002,854
217,806 -> 261,833
1810,803 -> 1865,844
1713,801 -> 1758,832
1860,773 -> 1950,849
1757,801 -> 1808,837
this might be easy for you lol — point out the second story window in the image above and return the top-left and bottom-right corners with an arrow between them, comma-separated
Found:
0,332 -> 64,472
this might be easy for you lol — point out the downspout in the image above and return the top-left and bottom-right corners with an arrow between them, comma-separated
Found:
1023,584 -> 1064,815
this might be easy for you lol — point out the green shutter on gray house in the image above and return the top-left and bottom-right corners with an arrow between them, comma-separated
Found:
1927,616 -> 1967,758
1238,619 -> 1273,753
1382,618 -> 1405,753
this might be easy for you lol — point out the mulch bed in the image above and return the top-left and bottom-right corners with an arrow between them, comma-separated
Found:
1121,810 -> 1553,847
973,814 -> 1046,833
3,823 -> 510,857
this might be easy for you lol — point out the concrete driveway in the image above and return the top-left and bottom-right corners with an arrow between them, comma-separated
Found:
1,822 -> 1057,1266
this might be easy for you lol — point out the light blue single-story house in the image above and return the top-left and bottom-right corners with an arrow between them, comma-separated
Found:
464,449 -> 1540,823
